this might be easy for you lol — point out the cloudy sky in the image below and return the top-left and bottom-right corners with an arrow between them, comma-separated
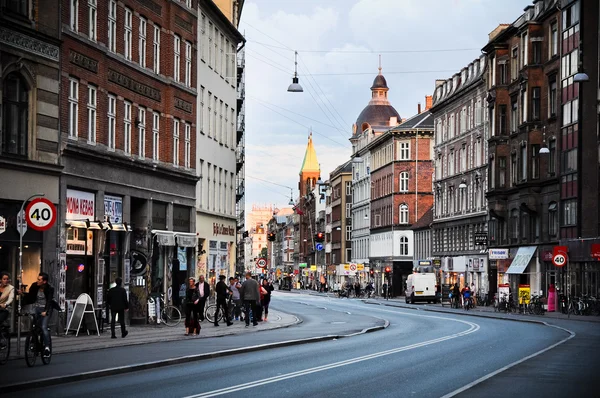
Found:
239,0 -> 530,211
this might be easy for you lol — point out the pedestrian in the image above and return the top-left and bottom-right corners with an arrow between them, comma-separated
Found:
229,277 -> 243,321
106,277 -> 129,339
20,272 -> 58,356
452,283 -> 460,308
184,278 -> 200,336
214,275 -> 232,327
240,272 -> 260,327
0,272 -> 15,325
261,279 -> 274,321
195,275 -> 210,322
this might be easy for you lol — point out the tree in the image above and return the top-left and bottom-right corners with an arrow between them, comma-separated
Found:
260,247 -> 267,258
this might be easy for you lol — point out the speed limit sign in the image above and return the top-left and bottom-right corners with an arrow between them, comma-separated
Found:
256,258 -> 267,268
25,198 -> 57,231
552,246 -> 568,268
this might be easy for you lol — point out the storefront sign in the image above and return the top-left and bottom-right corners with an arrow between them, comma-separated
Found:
177,247 -> 187,271
104,195 -> 123,223
213,223 -> 235,236
152,202 -> 167,230
471,258 -> 480,271
433,259 -> 441,269
357,264 -> 364,271
66,189 -> 95,220
498,283 -> 510,299
298,263 -> 307,268
310,265 -> 317,271
518,284 -> 531,305
0,216 -> 5,235
591,244 -> 600,260
418,260 -> 432,266
489,248 -> 509,260
173,205 -> 190,232
66,227 -> 87,255
474,232 -> 487,246
343,264 -> 350,271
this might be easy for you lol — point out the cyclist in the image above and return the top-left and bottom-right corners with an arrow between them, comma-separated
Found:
461,284 -> 472,309
20,272 -> 56,357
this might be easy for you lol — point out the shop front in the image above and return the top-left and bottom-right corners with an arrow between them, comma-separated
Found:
504,246 -> 540,296
441,256 -> 466,288
196,213 -> 236,286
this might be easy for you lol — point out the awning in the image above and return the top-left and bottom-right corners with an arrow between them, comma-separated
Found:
175,232 -> 197,248
66,220 -> 102,230
505,246 -> 537,274
152,230 -> 175,246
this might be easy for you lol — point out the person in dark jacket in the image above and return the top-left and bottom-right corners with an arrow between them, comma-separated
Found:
260,279 -> 274,321
195,275 -> 210,322
184,277 -> 200,335
106,277 -> 129,338
214,275 -> 233,327
21,272 -> 56,356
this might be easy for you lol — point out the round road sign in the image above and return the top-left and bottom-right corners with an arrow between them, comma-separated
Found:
349,263 -> 357,271
552,253 -> 566,268
256,258 -> 267,268
25,198 -> 57,231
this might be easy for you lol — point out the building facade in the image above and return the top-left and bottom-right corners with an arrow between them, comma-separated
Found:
369,109 -> 434,297
431,55 -> 490,295
0,1 -> 62,328
195,0 -> 245,285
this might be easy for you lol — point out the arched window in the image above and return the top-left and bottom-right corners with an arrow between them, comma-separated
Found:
399,172 -> 409,192
399,204 -> 409,224
2,73 -> 29,156
399,236 -> 409,255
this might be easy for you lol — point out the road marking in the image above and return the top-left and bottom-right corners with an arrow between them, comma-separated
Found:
440,323 -> 576,398
183,316 -> 480,397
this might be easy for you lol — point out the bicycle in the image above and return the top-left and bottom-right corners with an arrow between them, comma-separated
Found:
23,312 -> 52,367
0,320 -> 10,365
205,298 -> 235,324
151,293 -> 182,327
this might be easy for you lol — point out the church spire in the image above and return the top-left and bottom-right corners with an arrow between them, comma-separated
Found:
378,54 -> 382,75
300,132 -> 320,175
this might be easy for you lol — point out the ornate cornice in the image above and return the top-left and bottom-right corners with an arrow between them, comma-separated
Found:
0,27 -> 59,61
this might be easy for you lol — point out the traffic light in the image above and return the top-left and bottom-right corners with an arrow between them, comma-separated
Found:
369,269 -> 374,277
315,232 -> 325,242
384,266 -> 391,278
267,232 -> 276,241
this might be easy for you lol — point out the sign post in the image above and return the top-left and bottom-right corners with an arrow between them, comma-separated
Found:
553,245 -> 569,318
256,258 -> 267,269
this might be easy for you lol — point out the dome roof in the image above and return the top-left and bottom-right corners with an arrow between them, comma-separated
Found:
356,104 -> 400,131
371,74 -> 388,90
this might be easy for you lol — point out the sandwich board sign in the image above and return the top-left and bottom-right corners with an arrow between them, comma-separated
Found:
65,293 -> 99,336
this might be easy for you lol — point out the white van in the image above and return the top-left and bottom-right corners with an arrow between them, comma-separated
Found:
405,273 -> 438,304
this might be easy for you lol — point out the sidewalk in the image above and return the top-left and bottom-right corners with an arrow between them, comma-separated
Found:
8,309 -> 298,359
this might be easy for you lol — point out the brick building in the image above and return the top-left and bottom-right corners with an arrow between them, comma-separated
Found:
60,0 -> 198,322
368,107 -> 434,297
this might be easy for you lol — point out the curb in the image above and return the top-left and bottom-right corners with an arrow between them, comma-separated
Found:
2,318 -> 388,392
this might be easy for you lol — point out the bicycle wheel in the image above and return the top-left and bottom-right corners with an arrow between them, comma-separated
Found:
42,333 -> 52,365
25,334 -> 37,367
0,331 -> 9,365
161,305 -> 182,327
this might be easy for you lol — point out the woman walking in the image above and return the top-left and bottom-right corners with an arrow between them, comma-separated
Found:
0,272 -> 15,324
260,279 -> 274,321
184,278 -> 200,336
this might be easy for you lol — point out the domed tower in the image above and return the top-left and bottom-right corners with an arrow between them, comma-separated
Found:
353,65 -> 401,136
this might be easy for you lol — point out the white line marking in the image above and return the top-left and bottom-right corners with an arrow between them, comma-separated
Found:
440,323 -> 576,398
183,314 -> 480,398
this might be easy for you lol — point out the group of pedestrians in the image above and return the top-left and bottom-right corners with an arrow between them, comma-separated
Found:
183,272 -> 274,335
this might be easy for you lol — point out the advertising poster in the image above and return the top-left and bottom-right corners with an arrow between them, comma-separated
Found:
59,253 -> 67,311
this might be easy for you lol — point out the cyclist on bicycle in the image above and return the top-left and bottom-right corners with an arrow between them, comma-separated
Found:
20,272 -> 56,356
461,284 -> 471,309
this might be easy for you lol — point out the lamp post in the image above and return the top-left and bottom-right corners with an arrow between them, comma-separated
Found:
16,193 -> 45,355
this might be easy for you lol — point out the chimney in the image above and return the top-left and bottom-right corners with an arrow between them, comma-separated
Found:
417,103 -> 422,114
425,95 -> 433,110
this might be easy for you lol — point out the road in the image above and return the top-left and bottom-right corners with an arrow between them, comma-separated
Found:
8,292 -> 600,397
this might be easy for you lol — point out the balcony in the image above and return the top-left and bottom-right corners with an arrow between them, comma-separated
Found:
236,182 -> 245,201
236,148 -> 245,172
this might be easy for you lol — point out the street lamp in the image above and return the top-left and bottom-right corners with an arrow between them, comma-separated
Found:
458,179 -> 467,189
539,126 -> 550,154
287,51 -> 303,93
573,72 -> 589,83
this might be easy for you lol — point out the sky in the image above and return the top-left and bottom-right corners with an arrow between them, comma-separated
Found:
239,0 -> 531,212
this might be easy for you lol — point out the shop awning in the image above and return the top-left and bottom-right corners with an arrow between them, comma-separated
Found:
505,246 -> 537,274
175,232 -> 197,247
65,220 -> 102,230
152,230 -> 175,246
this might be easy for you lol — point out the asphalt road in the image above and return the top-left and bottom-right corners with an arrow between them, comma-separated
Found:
10,292 -> 600,397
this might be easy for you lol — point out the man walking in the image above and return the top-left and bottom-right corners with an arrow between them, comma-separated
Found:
106,277 -> 129,338
229,277 -> 242,321
240,272 -> 260,327
214,275 -> 233,327
195,275 -> 210,321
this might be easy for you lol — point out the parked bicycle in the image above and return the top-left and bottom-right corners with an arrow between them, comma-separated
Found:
23,312 -> 52,367
0,321 -> 10,365
205,298 -> 235,324
151,293 -> 182,327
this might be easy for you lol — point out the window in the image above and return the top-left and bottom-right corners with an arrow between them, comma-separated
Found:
549,77 -> 557,117
138,17 -> 147,67
399,204 -> 409,224
345,181 -> 352,196
399,172 -> 408,192
511,209 -> 519,241
346,202 -> 352,216
68,78 -> 78,139
521,87 -> 527,123
499,105 -> 507,135
399,141 -> 410,160
152,112 -> 160,161
173,119 -> 179,167
2,73 -> 29,156
511,152 -> 517,186
87,86 -> 97,143
520,32 -> 528,67
510,98 -> 518,132
124,8 -> 132,60
153,25 -> 161,74
548,202 -> 558,236
207,91 -> 212,136
213,96 -> 217,136
184,123 -> 191,168
562,2 -> 580,29
200,14 -> 206,61
520,144 -> 527,181
88,0 -> 96,40
138,108 -> 146,158
208,22 -> 213,66
532,87 -> 540,120
108,0 -> 116,52
70,0 -> 78,31
107,95 -> 116,150
173,35 -> 181,82
562,99 -> 578,126
499,62 -> 507,84
548,139 -> 556,174
124,101 -> 131,154
184,41 -> 192,86
550,22 -> 558,57
511,47 -> 518,80
199,86 -> 205,133
562,199 -> 577,226
531,144 -> 539,179
346,226 -> 352,241
399,236 -> 409,256
532,40 -> 542,64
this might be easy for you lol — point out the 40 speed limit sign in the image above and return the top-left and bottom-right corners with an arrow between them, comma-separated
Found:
26,198 -> 57,231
